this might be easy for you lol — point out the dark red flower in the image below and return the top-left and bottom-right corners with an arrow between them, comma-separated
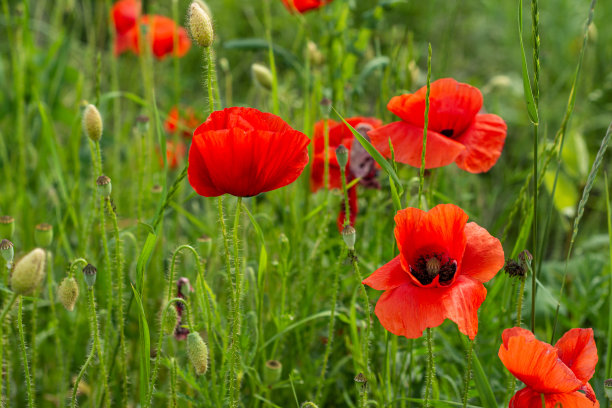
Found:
499,327 -> 599,407
188,107 -> 310,197
362,204 -> 504,339
281,0 -> 333,13
164,106 -> 201,139
369,78 -> 507,173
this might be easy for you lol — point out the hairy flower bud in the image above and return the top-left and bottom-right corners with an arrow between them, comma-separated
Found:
58,276 -> 79,311
189,2 -> 214,47
83,104 -> 103,142
35,223 -> 53,248
11,248 -> 46,295
187,332 -> 209,375
162,302 -> 180,335
251,63 -> 273,91
335,145 -> 349,169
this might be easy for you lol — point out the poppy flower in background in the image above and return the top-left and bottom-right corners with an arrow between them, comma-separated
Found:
158,140 -> 187,170
499,327 -> 599,407
362,204 -> 504,340
369,78 -> 507,173
188,107 -> 310,197
164,106 -> 201,139
281,0 -> 333,13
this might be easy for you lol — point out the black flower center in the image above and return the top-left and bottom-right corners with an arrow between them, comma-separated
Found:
409,253 -> 457,286
440,129 -> 454,137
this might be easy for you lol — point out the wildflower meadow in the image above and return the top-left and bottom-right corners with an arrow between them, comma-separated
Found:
1,0 -> 611,407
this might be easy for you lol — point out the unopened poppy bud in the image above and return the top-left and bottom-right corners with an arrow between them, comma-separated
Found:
504,259 -> 526,279
335,145 -> 349,169
263,359 -> 282,384
83,104 -> 103,142
197,234 -> 212,259
11,248 -> 46,295
0,216 -> 15,239
35,223 -> 53,248
97,175 -> 112,198
342,225 -> 356,250
604,379 -> 612,399
162,303 -> 180,335
189,2 -> 214,47
300,403 -> 319,408
82,264 -> 97,288
307,41 -> 323,66
187,332 -> 209,375
251,63 -> 273,91
58,276 -> 79,311
194,0 -> 212,17
0,239 -> 14,263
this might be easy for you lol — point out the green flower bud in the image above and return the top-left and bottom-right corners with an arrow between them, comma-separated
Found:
11,248 -> 46,295
83,104 -> 103,142
58,276 -> 79,311
189,2 -> 214,47
97,175 -> 112,198
0,239 -> 14,263
263,360 -> 282,385
341,225 -> 356,251
0,216 -> 15,239
251,63 -> 273,91
187,332 -> 209,375
162,303 -> 179,335
35,223 -> 53,248
82,264 -> 97,288
335,145 -> 349,169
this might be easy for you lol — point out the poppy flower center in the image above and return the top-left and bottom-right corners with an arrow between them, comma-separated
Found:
440,128 -> 454,137
409,253 -> 457,286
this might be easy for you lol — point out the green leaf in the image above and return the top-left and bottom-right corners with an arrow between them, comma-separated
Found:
461,336 -> 497,408
136,232 -> 157,291
131,283 -> 151,405
518,0 -> 539,124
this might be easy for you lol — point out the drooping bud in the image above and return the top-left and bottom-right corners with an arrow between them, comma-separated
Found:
82,264 -> 97,288
189,2 -> 214,47
187,332 -> 209,375
335,145 -> 349,169
162,302 -> 180,335
197,234 -> 212,259
341,225 -> 356,251
264,360 -> 282,384
83,104 -> 103,142
604,379 -> 612,399
251,63 -> 273,91
0,239 -> 14,263
96,175 -> 112,198
11,248 -> 46,295
58,276 -> 79,311
0,216 -> 15,239
35,223 -> 53,248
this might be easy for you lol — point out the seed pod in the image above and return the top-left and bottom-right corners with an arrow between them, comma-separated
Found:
0,216 -> 15,239
82,264 -> 97,288
162,303 -> 180,335
341,225 -> 356,251
83,104 -> 103,142
0,239 -> 14,263
58,276 -> 79,311
251,63 -> 273,91
263,360 -> 282,384
189,2 -> 214,47
335,145 -> 349,169
97,175 -> 112,198
605,379 -> 612,399
35,223 -> 53,248
11,248 -> 46,295
187,332 -> 209,375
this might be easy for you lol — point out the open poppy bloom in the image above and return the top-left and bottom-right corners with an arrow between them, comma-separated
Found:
164,106 -> 201,139
362,204 -> 504,339
281,0 -> 333,13
369,78 -> 507,173
188,107 -> 310,197
499,327 -> 599,407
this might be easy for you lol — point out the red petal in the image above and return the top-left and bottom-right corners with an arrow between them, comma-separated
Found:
112,0 -> 140,35
114,26 -> 139,56
373,275 -> 486,340
281,0 -> 331,13
510,387 -> 599,408
388,78 -> 483,135
187,135 -> 225,197
453,114 -> 507,173
394,204 -> 468,280
460,222 -> 504,283
369,121 -> 465,169
499,327 -> 583,394
165,106 -> 179,133
362,256 -> 412,291
555,328 -> 598,384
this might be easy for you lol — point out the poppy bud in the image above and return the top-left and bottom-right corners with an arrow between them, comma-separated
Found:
197,234 -> 212,259
97,175 -> 112,198
504,259 -> 526,279
194,0 -> 212,17
83,104 -> 103,142
58,276 -> 79,311
307,41 -> 323,66
82,264 -> 97,288
300,403 -> 319,408
251,63 -> 273,91
341,225 -> 356,250
605,379 -> 612,399
162,302 -> 180,335
35,223 -> 53,248
263,360 -> 282,384
335,145 -> 349,169
189,2 -> 214,47
0,239 -> 14,263
11,248 -> 46,295
187,332 -> 208,375
354,372 -> 367,391
0,216 -> 15,239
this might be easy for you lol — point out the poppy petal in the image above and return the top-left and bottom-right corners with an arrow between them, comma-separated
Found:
460,222 -> 504,283
362,256 -> 411,291
453,114 -> 507,173
510,387 -> 599,408
188,134 -> 225,197
373,275 -> 486,339
555,328 -> 598,384
112,0 -> 140,35
369,121 -> 465,169
388,78 -> 483,135
499,327 -> 583,394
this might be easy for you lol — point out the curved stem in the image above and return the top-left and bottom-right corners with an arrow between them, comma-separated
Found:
88,287 -> 110,407
71,344 -> 96,408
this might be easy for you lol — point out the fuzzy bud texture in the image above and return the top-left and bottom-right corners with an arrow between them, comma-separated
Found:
189,2 -> 214,47
58,276 -> 79,311
187,332 -> 209,375
162,303 -> 180,335
11,248 -> 46,295
251,63 -> 273,90
83,104 -> 103,142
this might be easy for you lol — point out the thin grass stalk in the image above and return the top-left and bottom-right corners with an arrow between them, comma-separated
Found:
230,197 -> 243,406
71,343 -> 96,408
351,256 -> 371,408
44,249 -> 65,401
18,297 -> 35,408
87,286 -> 110,408
262,0 -> 280,114
605,173 -> 612,380
417,44 -> 432,206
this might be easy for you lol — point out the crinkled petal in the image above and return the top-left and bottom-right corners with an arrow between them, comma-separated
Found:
362,256 -> 411,291
510,387 -> 599,408
555,328 -> 598,384
460,222 -> 504,283
454,114 -> 507,173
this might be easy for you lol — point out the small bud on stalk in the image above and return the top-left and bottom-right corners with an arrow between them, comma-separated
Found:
342,225 -> 356,251
11,248 -> 46,295
162,303 -> 180,335
83,104 -> 103,142
58,277 -> 79,311
335,145 -> 349,169
604,379 -> 612,399
189,2 -> 214,47
83,264 -> 97,288
0,239 -> 14,264
263,360 -> 282,384
251,63 -> 273,91
187,332 -> 209,375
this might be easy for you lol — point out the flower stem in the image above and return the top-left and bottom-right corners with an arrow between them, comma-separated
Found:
205,46 -> 215,115
0,292 -> 18,322
17,296 -> 35,408
350,253 -> 371,408
87,286 -> 110,407
230,197 -> 243,406
462,338 -> 474,408
423,327 -> 436,408
418,44 -> 432,206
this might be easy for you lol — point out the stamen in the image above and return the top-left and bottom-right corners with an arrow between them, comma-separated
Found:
440,129 -> 454,137
409,253 -> 457,286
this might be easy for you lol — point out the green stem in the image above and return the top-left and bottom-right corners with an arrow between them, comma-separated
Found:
423,328 -> 436,408
45,250 -> 65,401
170,358 -> 178,408
0,292 -> 18,322
230,197 -> 243,406
18,297 -> 35,408
88,286 -> 110,407
263,0 -> 279,114
462,338 -> 474,408
418,44 -> 432,206
350,253 -> 371,408
206,47 -> 215,115
340,167 -> 350,228
71,345 -> 96,408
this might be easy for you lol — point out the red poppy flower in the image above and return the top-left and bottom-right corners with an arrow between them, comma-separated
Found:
499,327 -> 599,407
112,0 -> 140,35
140,15 -> 191,59
164,106 -> 201,139
369,78 -> 507,173
188,107 -> 310,197
281,0 -> 333,13
158,140 -> 186,170
362,204 -> 504,339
